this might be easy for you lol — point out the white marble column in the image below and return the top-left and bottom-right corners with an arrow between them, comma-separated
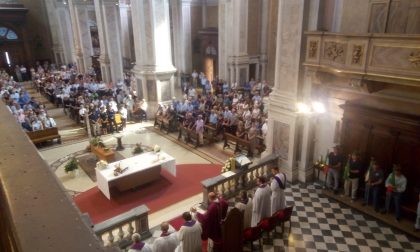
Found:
119,3 -> 135,68
259,0 -> 269,81
94,0 -> 123,83
171,0 -> 192,75
218,0 -> 228,81
68,0 -> 93,73
265,0 -> 306,182
45,0 -> 75,65
131,0 -> 177,117
202,0 -> 207,28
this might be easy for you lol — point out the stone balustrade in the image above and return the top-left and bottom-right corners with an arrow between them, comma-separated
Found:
94,205 -> 151,248
201,154 -> 279,208
304,32 -> 420,87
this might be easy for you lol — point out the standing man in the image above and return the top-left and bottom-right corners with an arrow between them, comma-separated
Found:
363,161 -> 384,211
191,69 -> 199,87
194,115 -> 204,146
381,165 -> 407,221
343,152 -> 362,201
191,192 -> 228,252
251,176 -> 271,227
270,167 -> 287,214
152,222 -> 178,252
415,193 -> 420,231
326,146 -> 343,194
127,233 -> 152,252
177,212 -> 202,252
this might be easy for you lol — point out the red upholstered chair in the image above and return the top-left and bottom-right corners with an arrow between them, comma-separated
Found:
257,216 -> 277,241
243,226 -> 263,252
275,205 -> 294,235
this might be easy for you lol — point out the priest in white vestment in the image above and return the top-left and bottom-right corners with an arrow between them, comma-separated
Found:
128,233 -> 152,252
235,190 -> 253,229
251,176 -> 272,227
270,167 -> 287,214
177,212 -> 202,252
152,222 -> 179,252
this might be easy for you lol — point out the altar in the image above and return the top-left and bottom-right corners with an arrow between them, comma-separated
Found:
96,152 -> 176,199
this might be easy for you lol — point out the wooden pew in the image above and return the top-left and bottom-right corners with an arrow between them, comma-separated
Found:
178,125 -> 200,148
154,113 -> 177,134
26,127 -> 61,145
223,133 -> 266,157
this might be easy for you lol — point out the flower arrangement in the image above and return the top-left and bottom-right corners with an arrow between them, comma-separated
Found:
132,143 -> 144,155
221,157 -> 236,173
96,160 -> 108,170
90,136 -> 102,147
64,158 -> 79,173
153,145 -> 161,153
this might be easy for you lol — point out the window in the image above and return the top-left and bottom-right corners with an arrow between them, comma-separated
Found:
0,26 -> 18,40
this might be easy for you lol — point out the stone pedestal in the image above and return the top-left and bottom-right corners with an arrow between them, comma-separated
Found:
131,0 -> 176,117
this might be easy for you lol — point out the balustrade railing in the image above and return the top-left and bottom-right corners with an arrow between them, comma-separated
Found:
94,205 -> 151,249
201,154 -> 279,208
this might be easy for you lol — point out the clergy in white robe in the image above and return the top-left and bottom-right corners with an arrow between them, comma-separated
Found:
251,176 -> 272,227
235,190 -> 253,228
128,233 -> 153,252
270,167 -> 287,214
177,212 -> 202,252
152,222 -> 179,252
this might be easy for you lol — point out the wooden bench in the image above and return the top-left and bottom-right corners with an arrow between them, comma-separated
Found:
223,133 -> 265,157
178,125 -> 214,148
154,113 -> 177,133
90,145 -> 115,163
26,127 -> 61,145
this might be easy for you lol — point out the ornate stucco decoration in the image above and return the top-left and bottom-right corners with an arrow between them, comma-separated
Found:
324,42 -> 345,63
408,51 -> 420,67
308,41 -> 318,58
351,45 -> 363,65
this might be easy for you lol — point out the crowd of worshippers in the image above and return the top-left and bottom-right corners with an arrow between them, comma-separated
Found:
31,63 -> 148,136
156,70 -> 271,148
326,146 -> 420,228
127,167 -> 287,252
0,71 -> 57,131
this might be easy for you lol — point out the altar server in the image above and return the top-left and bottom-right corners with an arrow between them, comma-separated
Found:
251,176 -> 271,227
128,233 -> 152,252
177,212 -> 202,252
270,167 -> 287,214
152,222 -> 178,252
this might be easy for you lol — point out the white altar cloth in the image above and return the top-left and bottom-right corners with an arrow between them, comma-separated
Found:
96,151 -> 176,199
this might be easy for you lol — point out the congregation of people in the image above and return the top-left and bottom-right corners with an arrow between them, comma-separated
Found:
156,69 -> 270,154
326,146 -> 420,229
127,166 -> 287,252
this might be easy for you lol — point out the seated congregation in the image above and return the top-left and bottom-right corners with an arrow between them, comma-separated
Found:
155,70 -> 270,157
126,167 -> 291,252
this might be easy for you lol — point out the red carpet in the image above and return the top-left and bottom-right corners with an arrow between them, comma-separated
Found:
74,164 -> 221,224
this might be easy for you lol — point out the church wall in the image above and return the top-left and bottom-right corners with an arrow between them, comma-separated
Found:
339,0 -> 370,33
247,0 -> 261,56
190,5 -> 203,72
206,5 -> 218,28
20,0 -> 53,63
266,0 -> 278,86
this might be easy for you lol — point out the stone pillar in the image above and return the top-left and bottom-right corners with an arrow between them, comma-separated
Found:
218,0 -> 229,81
68,0 -> 93,73
94,0 -> 123,83
119,2 -> 135,68
202,0 -> 207,28
259,0 -> 269,81
265,0 -> 305,182
131,0 -> 176,117
45,0 -> 75,65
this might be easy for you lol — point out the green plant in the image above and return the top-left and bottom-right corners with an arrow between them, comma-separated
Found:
90,136 -> 101,147
132,143 -> 144,155
64,158 -> 79,173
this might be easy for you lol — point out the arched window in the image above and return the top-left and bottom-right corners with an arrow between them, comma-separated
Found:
0,27 -> 18,40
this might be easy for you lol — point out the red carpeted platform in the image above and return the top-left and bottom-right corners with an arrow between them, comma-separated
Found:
74,164 -> 221,224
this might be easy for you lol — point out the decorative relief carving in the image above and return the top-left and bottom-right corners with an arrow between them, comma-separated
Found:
351,45 -> 364,65
308,41 -> 318,58
324,42 -> 345,63
408,51 -> 420,67
272,121 -> 290,160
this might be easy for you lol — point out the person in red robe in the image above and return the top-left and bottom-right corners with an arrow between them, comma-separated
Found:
191,192 -> 228,252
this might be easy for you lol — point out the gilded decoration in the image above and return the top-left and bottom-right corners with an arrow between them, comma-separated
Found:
324,42 -> 345,63
308,41 -> 318,59
351,45 -> 363,65
408,51 -> 420,67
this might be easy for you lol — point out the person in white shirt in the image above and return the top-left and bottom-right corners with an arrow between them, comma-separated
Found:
119,105 -> 128,128
152,222 -> 179,252
191,70 -> 198,87
251,176 -> 271,227
177,212 -> 202,252
235,190 -> 253,229
127,233 -> 152,252
31,118 -> 44,131
382,165 -> 407,221
270,167 -> 287,215
43,115 -> 57,128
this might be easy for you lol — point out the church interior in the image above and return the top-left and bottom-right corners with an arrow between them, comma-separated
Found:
1,0 -> 420,251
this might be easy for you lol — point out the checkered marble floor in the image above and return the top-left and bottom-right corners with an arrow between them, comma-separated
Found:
247,184 -> 420,252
